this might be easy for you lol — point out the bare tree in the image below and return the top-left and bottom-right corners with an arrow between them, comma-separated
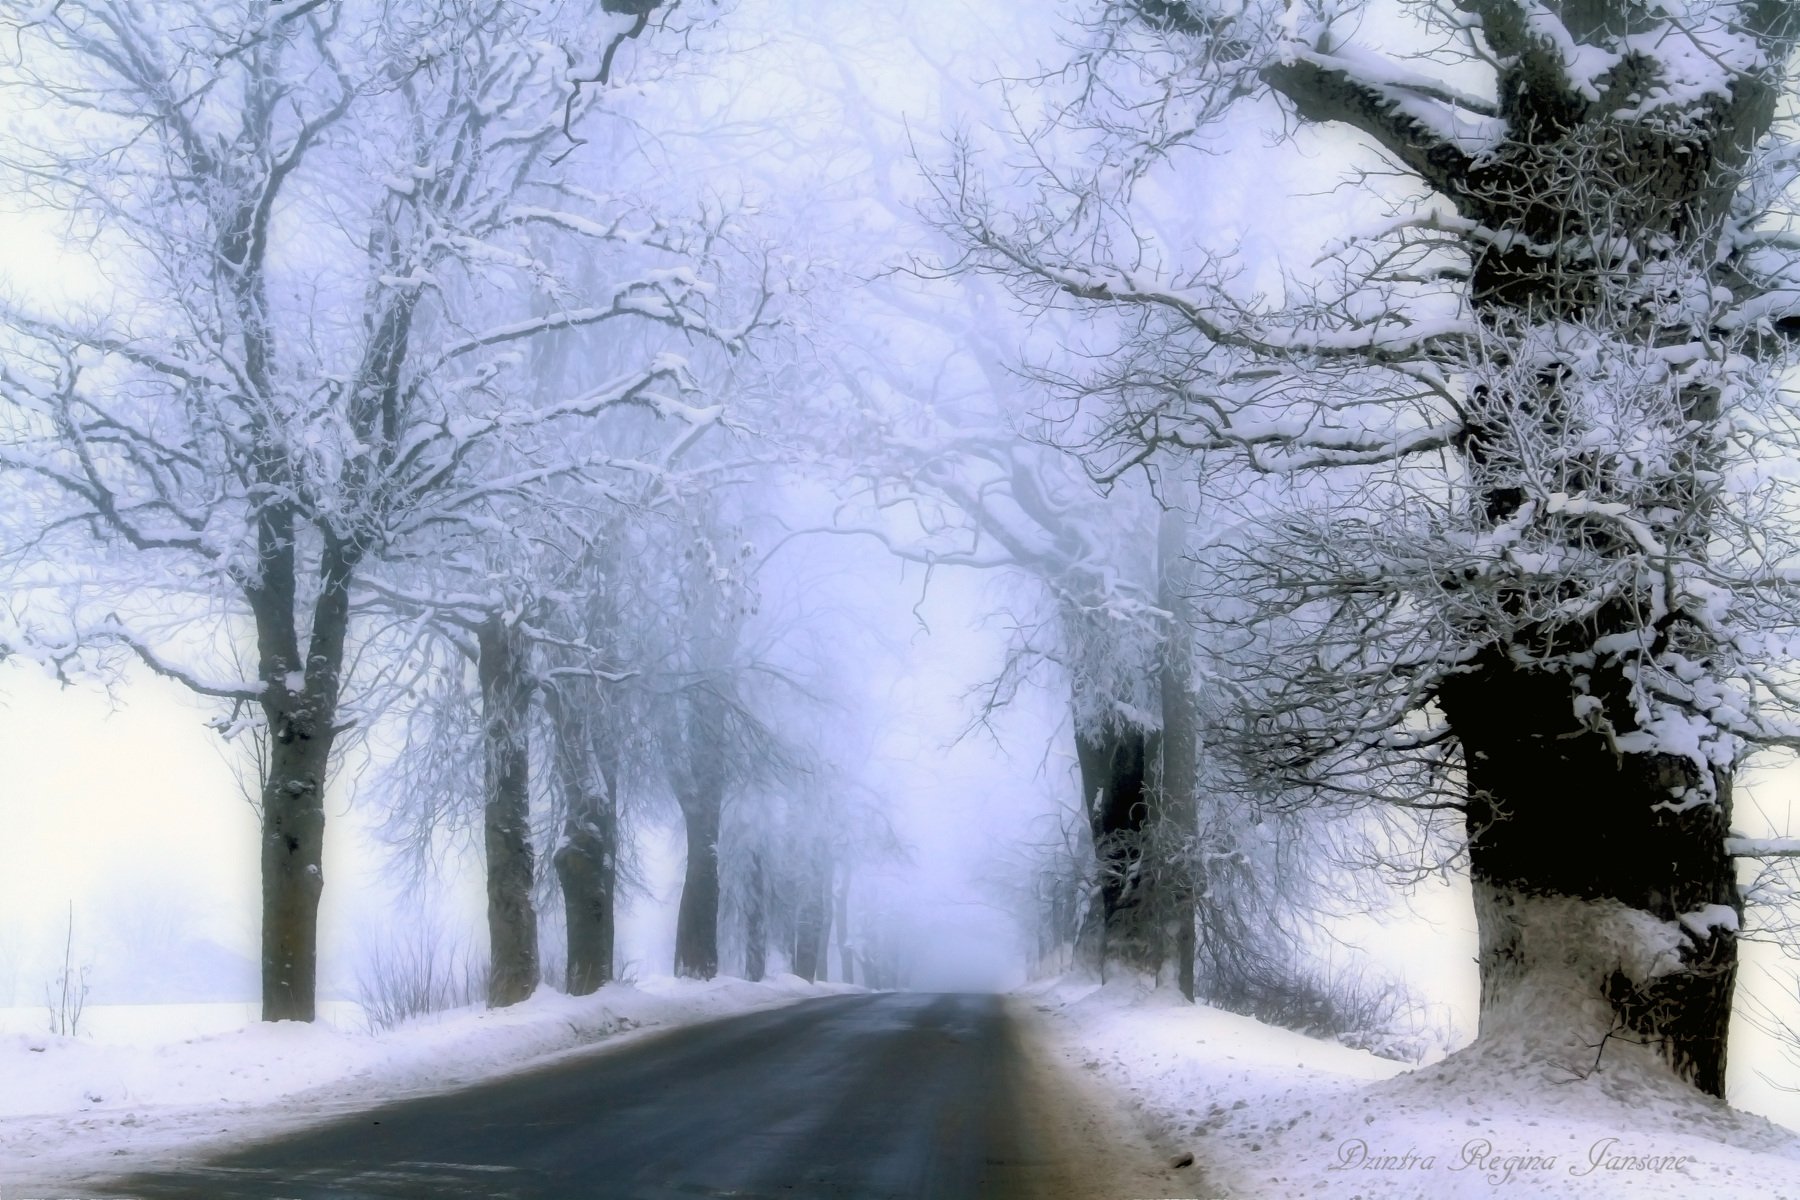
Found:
542,568 -> 632,997
945,0 -> 1800,1095
0,0 -> 748,1020
649,505 -> 821,981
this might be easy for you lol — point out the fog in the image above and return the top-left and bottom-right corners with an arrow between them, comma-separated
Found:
5,1 -> 1800,1165
0,559 -> 1045,997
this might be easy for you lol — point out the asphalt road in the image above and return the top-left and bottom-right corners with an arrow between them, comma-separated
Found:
99,993 -> 1059,1200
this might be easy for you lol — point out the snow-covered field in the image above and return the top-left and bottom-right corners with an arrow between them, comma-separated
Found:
0,999 -> 368,1044
1026,978 -> 1800,1200
0,975 -> 858,1194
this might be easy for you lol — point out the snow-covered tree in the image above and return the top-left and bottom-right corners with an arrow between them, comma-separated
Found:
648,502 -> 816,981
948,0 -> 1800,1095
538,531 -> 637,998
0,0 -> 750,1020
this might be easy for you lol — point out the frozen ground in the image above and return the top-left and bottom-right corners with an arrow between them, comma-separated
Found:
0,974 -> 859,1194
1024,977 -> 1800,1200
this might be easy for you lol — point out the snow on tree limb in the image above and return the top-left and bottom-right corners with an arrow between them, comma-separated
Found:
1727,838 -> 1800,859
1262,52 -> 1481,196
84,618 -> 265,702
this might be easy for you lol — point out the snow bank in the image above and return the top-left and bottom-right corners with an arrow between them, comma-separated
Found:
0,974 -> 858,1192
1025,977 -> 1800,1199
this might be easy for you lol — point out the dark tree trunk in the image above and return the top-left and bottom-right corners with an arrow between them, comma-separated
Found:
1425,58 -> 1764,1098
674,793 -> 720,979
480,614 -> 538,1008
251,519 -> 354,1023
546,685 -> 617,997
1074,723 -> 1162,974
554,834 -> 614,997
1439,656 -> 1738,1095
814,865 -> 834,983
744,852 -> 767,982
259,702 -> 333,1023
671,682 -> 726,981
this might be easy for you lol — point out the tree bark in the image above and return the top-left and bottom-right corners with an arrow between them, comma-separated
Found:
674,792 -> 721,979
546,685 -> 617,997
1157,508 -> 1199,1003
744,852 -> 767,982
480,613 -> 538,1008
252,519 -> 353,1023
1074,723 -> 1162,974
259,701 -> 333,1023
1439,656 -> 1738,1095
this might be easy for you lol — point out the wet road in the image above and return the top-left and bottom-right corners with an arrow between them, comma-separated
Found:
99,993 -> 1053,1200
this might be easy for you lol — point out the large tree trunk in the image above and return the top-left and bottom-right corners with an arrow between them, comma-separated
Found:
252,522 -> 352,1023
259,699 -> 334,1023
1074,723 -> 1162,975
1423,14 -> 1786,1097
744,852 -> 767,982
1157,508 -> 1199,1003
546,685 -> 617,997
1439,656 -> 1738,1095
1256,0 -> 1800,1096
674,793 -> 721,979
1436,77 -> 1758,1101
480,614 -> 538,1008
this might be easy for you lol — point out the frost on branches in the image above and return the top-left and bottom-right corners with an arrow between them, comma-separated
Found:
0,1 -> 763,1021
948,0 -> 1800,1095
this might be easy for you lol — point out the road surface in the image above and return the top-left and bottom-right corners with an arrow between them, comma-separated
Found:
98,992 -> 1079,1200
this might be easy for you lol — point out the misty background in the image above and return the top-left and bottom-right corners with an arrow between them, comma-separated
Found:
5,0 -> 1800,1144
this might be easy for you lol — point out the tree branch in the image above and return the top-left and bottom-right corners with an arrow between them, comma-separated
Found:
1263,51 -> 1477,198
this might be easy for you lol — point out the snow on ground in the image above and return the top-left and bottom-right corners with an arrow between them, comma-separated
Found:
1024,977 -> 1800,1200
0,1000 -> 368,1044
0,974 -> 858,1193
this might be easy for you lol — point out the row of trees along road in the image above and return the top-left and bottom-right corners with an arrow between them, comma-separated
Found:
12,0 -> 1800,1117
0,0 -> 894,1019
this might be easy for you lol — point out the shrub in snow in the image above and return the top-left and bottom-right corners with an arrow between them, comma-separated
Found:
354,929 -> 488,1034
